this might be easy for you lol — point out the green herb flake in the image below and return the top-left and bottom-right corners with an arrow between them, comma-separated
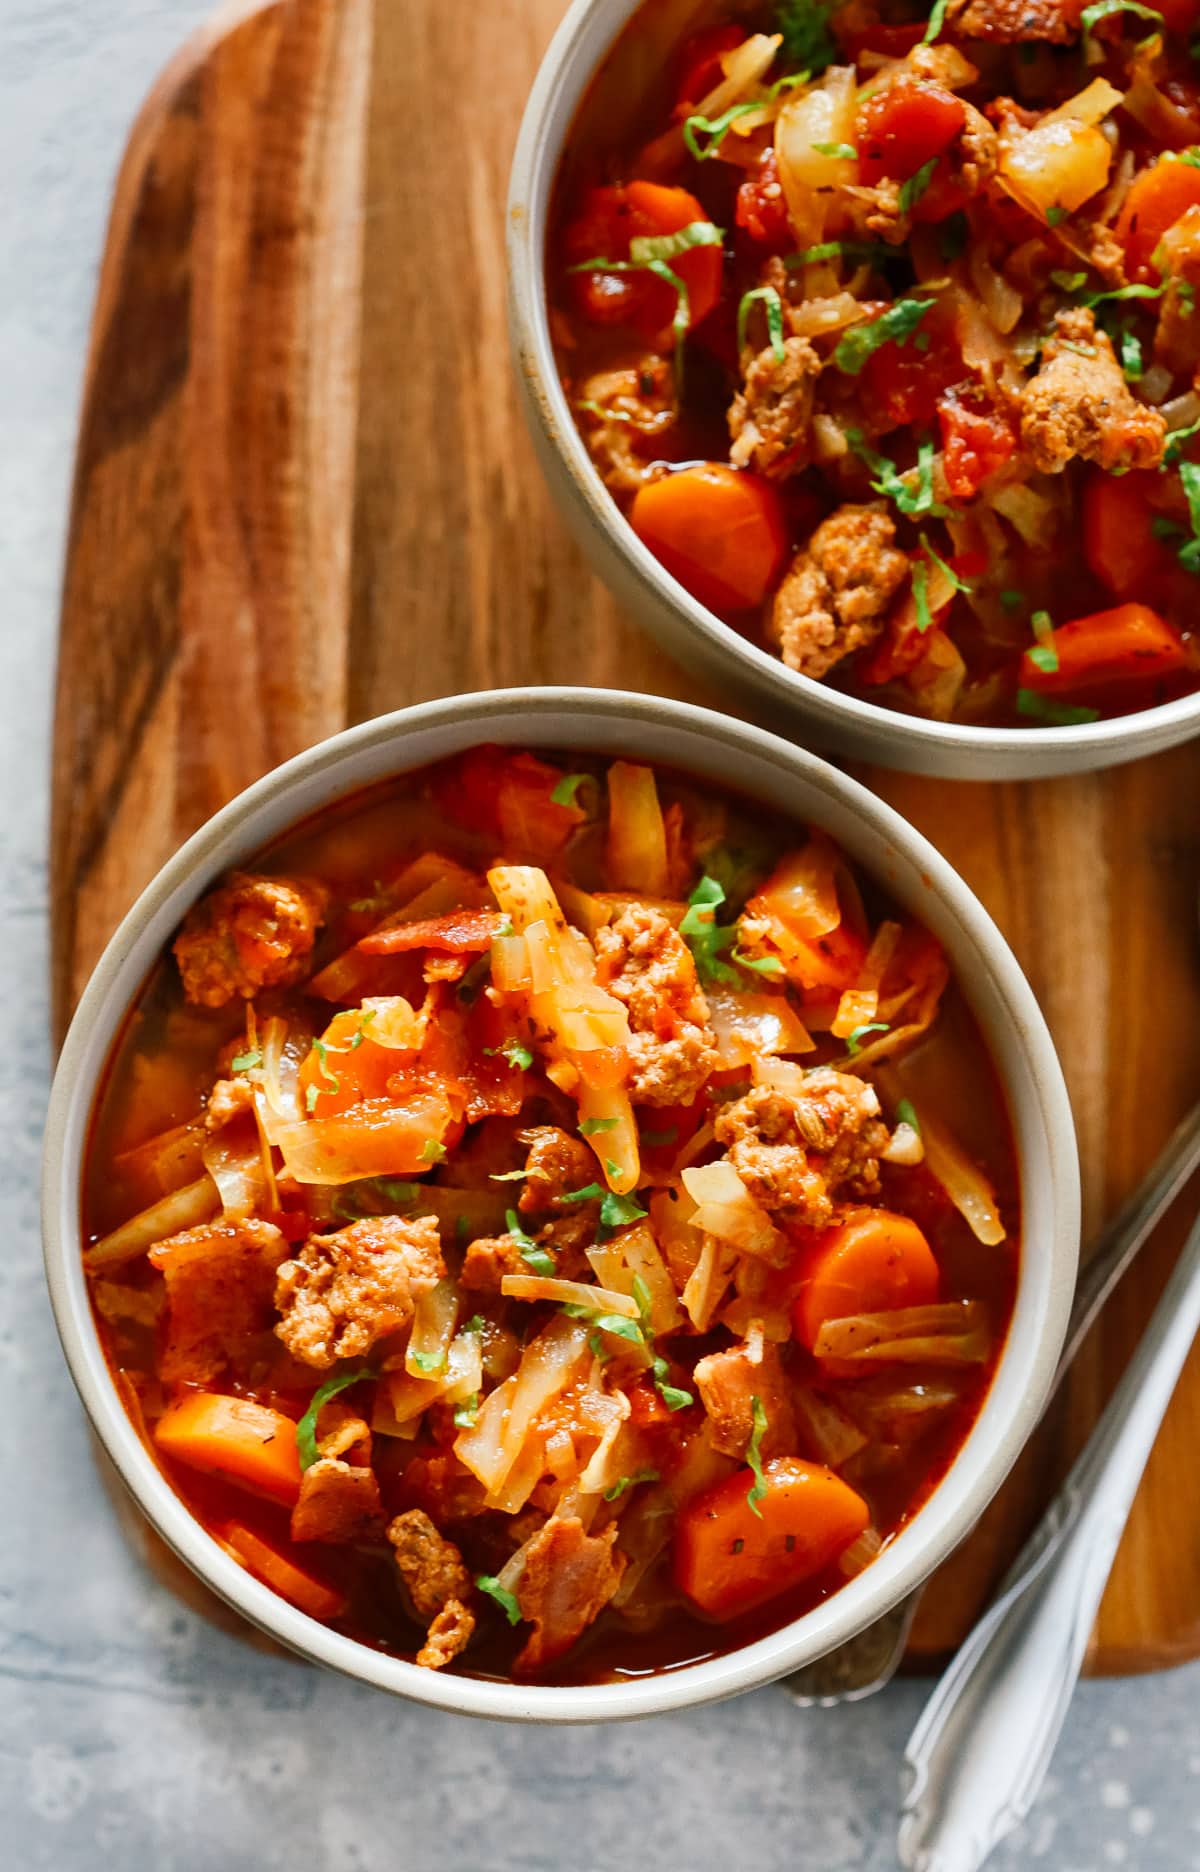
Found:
550,771 -> 592,808
1050,269 -> 1088,292
230,1047 -> 263,1073
628,220 -> 725,266
599,1190 -> 649,1240
410,1349 -> 447,1375
737,285 -> 786,363
296,1366 -> 374,1470
1163,416 -> 1200,464
730,942 -> 785,976
420,1140 -> 446,1164
811,140 -> 857,159
1046,206 -> 1068,227
895,1097 -> 921,1134
898,158 -> 938,216
923,0 -> 949,41
457,949 -> 492,1005
631,1275 -> 654,1326
476,1575 -> 522,1625
776,0 -> 836,72
833,298 -> 932,376
506,1208 -> 556,1277
652,1354 -> 694,1412
1080,0 -> 1163,55
557,1182 -> 606,1204
999,587 -> 1026,613
912,558 -> 932,634
679,873 -> 740,985
1028,609 -> 1059,674
683,100 -> 762,162
580,1116 -> 620,1137
347,1009 -> 377,1050
483,1038 -> 535,1071
847,1021 -> 890,1054
305,1083 -> 320,1114
603,1468 -> 661,1503
1177,458 -> 1200,573
453,1394 -> 480,1429
784,240 -> 887,268
1016,689 -> 1101,725
846,430 -> 952,520
1082,281 -> 1168,309
745,1396 -> 769,1518
489,1168 -> 528,1182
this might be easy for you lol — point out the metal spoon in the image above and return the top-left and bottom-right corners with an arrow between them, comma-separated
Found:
898,1196 -> 1200,1871
781,1095 -> 1200,1707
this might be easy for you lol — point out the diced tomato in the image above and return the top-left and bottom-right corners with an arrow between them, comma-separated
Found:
938,393 -> 1019,501
736,149 -> 794,252
859,546 -> 962,686
630,463 -> 788,613
562,181 -> 724,341
861,300 -> 965,430
359,909 -> 504,956
1019,603 -> 1189,693
674,22 -> 746,107
1115,155 -> 1200,280
856,77 -> 967,224
435,747 -> 584,859
1082,468 -> 1176,599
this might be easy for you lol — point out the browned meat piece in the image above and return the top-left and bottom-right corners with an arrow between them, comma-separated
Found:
1153,206 -> 1200,378
149,1218 -> 287,1385
388,1509 -> 473,1617
460,1212 -> 592,1294
204,1076 -> 255,1132
1020,308 -> 1166,474
958,104 -> 998,193
694,1325 -> 797,1460
274,1215 -> 444,1370
460,1233 -> 525,1293
312,1398 -> 372,1461
417,1599 -> 476,1671
848,177 -> 908,246
728,337 -> 821,478
576,358 -> 677,493
713,1068 -> 890,1225
519,1126 -> 599,1217
950,0 -> 1084,41
512,1516 -> 626,1680
594,905 -> 718,1107
767,504 -> 908,680
174,872 -> 328,1008
291,1457 -> 385,1543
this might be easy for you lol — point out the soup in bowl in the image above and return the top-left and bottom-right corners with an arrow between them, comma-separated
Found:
43,692 -> 1078,1718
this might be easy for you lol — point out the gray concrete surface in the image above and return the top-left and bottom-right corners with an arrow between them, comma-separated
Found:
3,4 -> 1198,1866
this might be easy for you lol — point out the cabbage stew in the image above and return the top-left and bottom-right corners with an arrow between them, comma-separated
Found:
83,748 -> 1018,1684
548,0 -> 1200,727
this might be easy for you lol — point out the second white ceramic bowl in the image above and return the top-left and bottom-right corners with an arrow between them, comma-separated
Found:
507,0 -> 1200,779
43,689 -> 1079,1720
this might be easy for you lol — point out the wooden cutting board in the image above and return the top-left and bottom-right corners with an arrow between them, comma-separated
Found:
52,0 -> 1200,1674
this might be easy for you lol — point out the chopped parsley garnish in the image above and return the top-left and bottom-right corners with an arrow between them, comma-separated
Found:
847,1021 -> 890,1054
1046,206 -> 1068,227
457,949 -> 492,1005
811,140 -> 857,159
730,942 -> 785,976
1050,269 -> 1088,292
557,1182 -> 606,1203
923,0 -> 950,41
1016,690 -> 1101,725
296,1366 -> 374,1470
683,101 -> 763,162
1163,416 -> 1200,463
847,431 -> 952,520
745,1396 -> 769,1518
507,1208 -> 556,1277
1178,459 -> 1200,572
588,1312 -> 645,1345
305,1039 -> 340,1111
410,1348 -> 447,1375
580,1116 -> 620,1136
653,1355 -> 694,1412
1080,0 -> 1163,55
737,285 -> 786,363
550,771 -> 593,808
680,874 -> 741,984
1082,281 -> 1168,309
999,587 -> 1026,612
898,158 -> 938,215
453,1394 -> 480,1429
896,1097 -> 921,1134
569,252 -> 703,381
483,1038 -> 535,1071
1118,326 -> 1143,381
489,1167 -> 529,1182
1027,610 -> 1059,674
346,1009 -> 376,1050
628,220 -> 725,265
603,1468 -> 661,1502
832,298 -> 932,376
230,1047 -> 262,1072
631,1276 -> 654,1326
776,0 -> 836,70
785,240 -> 887,268
476,1575 -> 522,1624
912,559 -> 933,634
599,1190 -> 649,1240
420,1139 -> 446,1164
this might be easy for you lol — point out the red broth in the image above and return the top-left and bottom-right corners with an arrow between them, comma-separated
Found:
83,747 -> 1018,1684
547,0 -> 1200,729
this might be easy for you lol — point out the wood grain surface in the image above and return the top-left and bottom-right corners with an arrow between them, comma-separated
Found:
52,0 -> 1200,1673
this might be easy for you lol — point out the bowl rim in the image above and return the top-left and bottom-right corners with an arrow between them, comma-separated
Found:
42,686 -> 1080,1722
505,0 -> 1200,776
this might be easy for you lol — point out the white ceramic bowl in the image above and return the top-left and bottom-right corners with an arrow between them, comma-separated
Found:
43,689 -> 1080,1720
507,0 -> 1200,780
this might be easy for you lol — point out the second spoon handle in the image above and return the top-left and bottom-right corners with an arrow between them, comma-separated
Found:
898,1207 -> 1200,1872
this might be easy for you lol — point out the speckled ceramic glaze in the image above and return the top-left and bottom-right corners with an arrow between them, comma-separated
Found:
506,0 -> 1200,780
42,690 -> 1079,1720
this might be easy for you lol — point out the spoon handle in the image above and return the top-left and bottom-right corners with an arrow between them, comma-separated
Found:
898,1208 -> 1200,1872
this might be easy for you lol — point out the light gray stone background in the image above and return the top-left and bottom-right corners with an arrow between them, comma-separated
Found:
3,3 -> 1199,1866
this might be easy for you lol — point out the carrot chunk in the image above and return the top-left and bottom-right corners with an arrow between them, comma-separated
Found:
1018,602 -> 1188,693
1115,155 -> 1200,280
222,1523 -> 347,1622
154,1392 -> 303,1507
631,464 -> 787,614
791,1211 -> 941,1353
674,1458 -> 870,1617
1082,469 -> 1175,599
